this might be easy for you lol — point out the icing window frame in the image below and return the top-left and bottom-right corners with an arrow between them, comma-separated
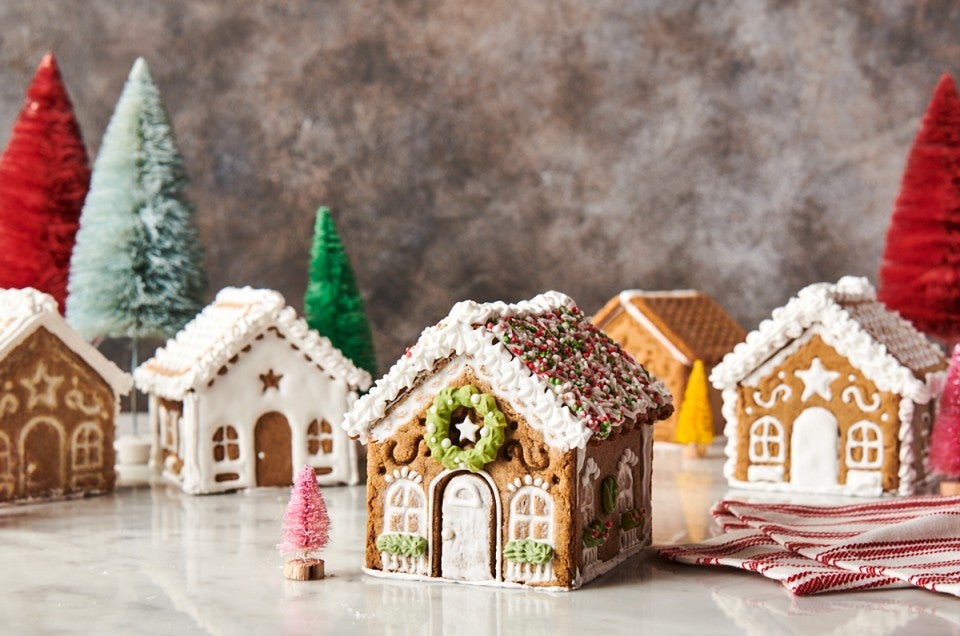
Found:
383,478 -> 426,536
509,486 -> 554,545
306,419 -> 334,456
616,449 -> 639,513
212,425 -> 240,463
160,405 -> 179,453
71,422 -> 103,471
748,416 -> 785,464
0,431 -> 13,489
846,420 -> 883,469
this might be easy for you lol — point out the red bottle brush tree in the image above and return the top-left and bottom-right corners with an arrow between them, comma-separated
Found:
930,345 -> 960,494
278,465 -> 330,580
878,73 -> 960,345
0,53 -> 90,313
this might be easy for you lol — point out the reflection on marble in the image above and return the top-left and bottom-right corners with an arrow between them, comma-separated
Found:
1,443 -> 958,634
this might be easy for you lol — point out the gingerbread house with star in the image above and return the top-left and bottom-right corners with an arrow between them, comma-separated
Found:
134,287 -> 372,494
0,288 -> 131,503
592,290 -> 745,441
711,277 -> 946,497
342,291 -> 673,590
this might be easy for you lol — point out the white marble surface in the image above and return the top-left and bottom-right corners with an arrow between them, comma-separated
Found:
2,444 -> 958,635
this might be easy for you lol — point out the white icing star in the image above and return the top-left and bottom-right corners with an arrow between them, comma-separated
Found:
795,357 -> 840,402
20,362 -> 64,409
455,414 -> 481,444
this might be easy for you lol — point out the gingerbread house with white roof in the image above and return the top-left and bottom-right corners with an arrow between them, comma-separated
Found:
710,277 -> 946,497
0,288 -> 130,503
342,291 -> 673,590
134,287 -> 372,494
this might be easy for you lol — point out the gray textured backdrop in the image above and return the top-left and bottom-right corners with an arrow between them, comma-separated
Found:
1,1 -> 958,372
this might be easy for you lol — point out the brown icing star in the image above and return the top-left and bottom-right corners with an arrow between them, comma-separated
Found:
259,369 -> 283,393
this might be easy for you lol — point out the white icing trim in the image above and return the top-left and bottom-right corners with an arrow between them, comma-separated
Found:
0,288 -> 131,396
134,287 -> 371,400
617,290 -> 691,366
897,398 -> 916,496
710,277 -> 943,404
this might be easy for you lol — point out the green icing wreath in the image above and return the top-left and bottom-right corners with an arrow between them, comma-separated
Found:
425,385 -> 507,472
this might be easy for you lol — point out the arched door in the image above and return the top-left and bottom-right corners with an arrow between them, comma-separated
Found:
254,412 -> 292,487
790,407 -> 838,491
438,473 -> 495,581
21,418 -> 65,498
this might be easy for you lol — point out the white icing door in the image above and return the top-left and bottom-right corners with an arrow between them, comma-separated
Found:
439,473 -> 494,581
790,407 -> 838,491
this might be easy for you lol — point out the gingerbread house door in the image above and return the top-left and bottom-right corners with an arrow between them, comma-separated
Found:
790,407 -> 838,491
437,473 -> 496,581
20,418 -> 65,498
254,412 -> 292,487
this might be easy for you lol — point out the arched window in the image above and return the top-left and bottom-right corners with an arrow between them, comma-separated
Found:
616,449 -> 639,512
383,479 -> 425,535
846,421 -> 883,469
0,431 -> 13,495
509,486 -> 554,545
71,423 -> 103,471
160,406 -> 179,452
212,426 -> 240,463
748,416 -> 785,463
307,419 -> 333,456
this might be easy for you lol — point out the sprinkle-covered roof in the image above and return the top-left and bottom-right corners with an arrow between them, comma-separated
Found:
134,287 -> 372,399
343,291 -> 673,450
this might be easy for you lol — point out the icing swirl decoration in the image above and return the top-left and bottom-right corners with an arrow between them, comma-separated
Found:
425,385 -> 507,472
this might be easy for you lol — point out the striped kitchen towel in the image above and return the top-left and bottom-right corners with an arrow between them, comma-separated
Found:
658,496 -> 960,596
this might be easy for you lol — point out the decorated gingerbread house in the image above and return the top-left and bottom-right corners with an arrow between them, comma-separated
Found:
593,290 -> 745,442
342,291 -> 673,590
134,287 -> 372,494
0,288 -> 130,503
711,277 -> 947,497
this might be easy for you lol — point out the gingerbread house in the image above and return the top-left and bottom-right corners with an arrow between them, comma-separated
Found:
0,288 -> 131,503
342,291 -> 673,590
593,290 -> 745,442
134,287 -> 372,494
711,277 -> 947,497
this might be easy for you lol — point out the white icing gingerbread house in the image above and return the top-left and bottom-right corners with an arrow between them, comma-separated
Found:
711,277 -> 946,497
0,288 -> 131,503
134,287 -> 372,494
343,291 -> 673,590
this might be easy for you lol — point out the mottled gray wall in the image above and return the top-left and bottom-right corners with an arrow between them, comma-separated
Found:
1,1 -> 958,371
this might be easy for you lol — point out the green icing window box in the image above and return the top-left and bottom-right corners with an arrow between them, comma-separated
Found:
504,539 -> 554,565
376,533 -> 427,557
582,519 -> 611,548
620,507 -> 643,530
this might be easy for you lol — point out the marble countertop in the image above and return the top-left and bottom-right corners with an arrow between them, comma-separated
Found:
2,444 -> 957,635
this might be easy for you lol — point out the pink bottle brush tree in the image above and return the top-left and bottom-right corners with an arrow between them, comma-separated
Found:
930,346 -> 960,495
278,465 -> 330,580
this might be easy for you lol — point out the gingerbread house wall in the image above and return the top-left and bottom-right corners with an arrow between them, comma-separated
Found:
728,331 -> 911,496
576,425 -> 652,586
0,327 -> 117,503
155,327 -> 359,494
364,364 -> 579,589
598,310 -> 720,440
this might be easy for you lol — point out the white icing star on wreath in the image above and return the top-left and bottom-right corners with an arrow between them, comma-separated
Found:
454,414 -> 481,444
795,357 -> 840,402
20,362 -> 64,409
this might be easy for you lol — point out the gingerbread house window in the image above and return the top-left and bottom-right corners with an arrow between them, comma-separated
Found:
748,416 -> 784,464
509,487 -> 554,544
616,449 -> 639,512
71,422 -> 103,471
212,425 -> 240,462
307,419 -> 333,456
846,421 -> 883,469
383,479 -> 425,535
0,431 -> 13,490
160,407 -> 179,452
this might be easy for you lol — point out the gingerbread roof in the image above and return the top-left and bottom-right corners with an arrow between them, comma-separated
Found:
710,277 -> 946,403
0,287 -> 131,395
342,291 -> 673,451
592,290 -> 745,366
134,287 -> 372,400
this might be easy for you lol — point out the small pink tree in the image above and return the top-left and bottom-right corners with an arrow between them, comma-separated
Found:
930,345 -> 960,494
278,465 -> 330,579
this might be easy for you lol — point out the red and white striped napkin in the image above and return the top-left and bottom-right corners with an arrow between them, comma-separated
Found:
658,496 -> 960,596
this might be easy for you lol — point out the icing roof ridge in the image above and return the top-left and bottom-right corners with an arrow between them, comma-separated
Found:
619,289 -> 701,301
0,287 -> 59,318
446,290 -> 575,327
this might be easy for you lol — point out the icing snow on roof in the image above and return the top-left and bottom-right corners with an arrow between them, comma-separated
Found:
0,287 -> 131,395
134,287 -> 372,399
343,291 -> 673,451
710,277 -> 945,403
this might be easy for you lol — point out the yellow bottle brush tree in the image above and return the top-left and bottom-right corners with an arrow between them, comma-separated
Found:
674,359 -> 713,457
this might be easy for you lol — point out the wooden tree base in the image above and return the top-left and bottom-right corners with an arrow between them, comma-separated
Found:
284,558 -> 324,581
682,444 -> 706,459
939,480 -> 960,496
